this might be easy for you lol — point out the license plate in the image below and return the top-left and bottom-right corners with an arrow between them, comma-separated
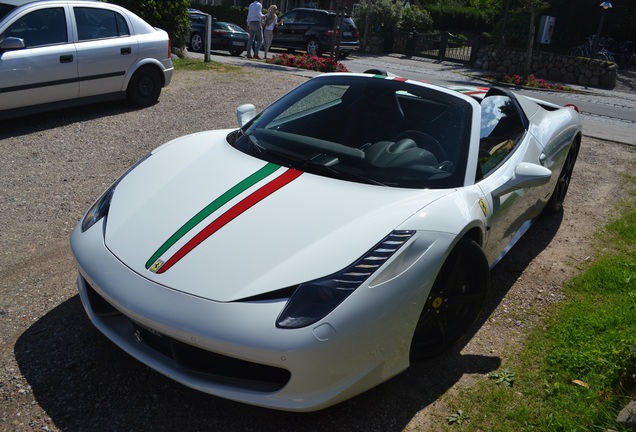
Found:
343,32 -> 352,37
232,41 -> 245,46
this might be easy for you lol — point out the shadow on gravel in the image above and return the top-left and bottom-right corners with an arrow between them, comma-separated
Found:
14,211 -> 562,431
0,101 -> 149,140
486,209 -> 564,315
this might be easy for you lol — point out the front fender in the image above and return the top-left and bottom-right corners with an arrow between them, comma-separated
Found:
398,186 -> 488,249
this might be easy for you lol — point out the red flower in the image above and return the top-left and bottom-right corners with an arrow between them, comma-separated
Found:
265,53 -> 348,73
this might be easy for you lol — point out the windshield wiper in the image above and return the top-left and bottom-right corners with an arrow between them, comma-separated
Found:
243,130 -> 266,154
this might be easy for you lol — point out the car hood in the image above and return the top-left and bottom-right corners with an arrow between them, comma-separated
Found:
104,130 -> 451,302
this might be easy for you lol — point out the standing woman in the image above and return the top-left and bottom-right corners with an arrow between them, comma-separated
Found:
263,5 -> 278,59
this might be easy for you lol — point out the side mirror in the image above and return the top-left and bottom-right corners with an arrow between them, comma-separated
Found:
492,163 -> 551,197
0,37 -> 26,51
236,104 -> 256,128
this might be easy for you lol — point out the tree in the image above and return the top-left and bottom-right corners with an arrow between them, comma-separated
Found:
353,0 -> 403,39
516,0 -> 550,77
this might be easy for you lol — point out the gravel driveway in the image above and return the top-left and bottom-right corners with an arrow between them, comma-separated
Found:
1,65 -> 635,431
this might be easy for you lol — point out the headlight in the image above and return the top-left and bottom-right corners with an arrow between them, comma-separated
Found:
80,153 -> 151,232
276,230 -> 415,329
81,186 -> 115,232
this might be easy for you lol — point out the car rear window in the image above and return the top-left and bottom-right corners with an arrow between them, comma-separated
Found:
74,7 -> 130,40
343,17 -> 355,26
226,23 -> 245,32
328,15 -> 356,28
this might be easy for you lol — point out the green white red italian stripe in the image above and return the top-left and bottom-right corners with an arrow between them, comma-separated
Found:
146,163 -> 302,274
454,87 -> 490,95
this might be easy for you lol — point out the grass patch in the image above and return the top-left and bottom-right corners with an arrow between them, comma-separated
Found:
172,57 -> 242,73
439,175 -> 636,431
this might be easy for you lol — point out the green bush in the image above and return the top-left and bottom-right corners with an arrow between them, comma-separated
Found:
111,0 -> 191,50
352,0 -> 402,39
398,6 -> 433,32
427,4 -> 494,33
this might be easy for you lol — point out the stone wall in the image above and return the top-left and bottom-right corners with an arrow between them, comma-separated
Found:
473,46 -> 618,90
361,34 -> 387,55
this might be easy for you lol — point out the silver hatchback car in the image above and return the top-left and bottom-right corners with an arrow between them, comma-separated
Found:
0,0 -> 173,120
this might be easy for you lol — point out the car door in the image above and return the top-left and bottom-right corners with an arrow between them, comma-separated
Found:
72,6 -> 138,98
0,5 -> 78,111
476,91 -> 548,266
275,10 -> 313,49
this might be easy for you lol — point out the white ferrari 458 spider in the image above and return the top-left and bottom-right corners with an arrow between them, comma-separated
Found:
71,71 -> 582,411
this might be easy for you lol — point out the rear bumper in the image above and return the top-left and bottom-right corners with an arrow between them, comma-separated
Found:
162,59 -> 174,87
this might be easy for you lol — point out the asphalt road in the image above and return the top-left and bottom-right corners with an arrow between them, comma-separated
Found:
195,49 -> 636,146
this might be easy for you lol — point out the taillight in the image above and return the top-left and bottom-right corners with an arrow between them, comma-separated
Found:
168,39 -> 171,58
564,103 -> 580,113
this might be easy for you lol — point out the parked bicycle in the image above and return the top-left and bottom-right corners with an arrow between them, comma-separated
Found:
604,38 -> 635,68
569,35 -> 616,63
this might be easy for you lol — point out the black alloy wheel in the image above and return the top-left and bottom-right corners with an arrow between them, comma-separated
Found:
410,237 -> 490,360
546,138 -> 580,214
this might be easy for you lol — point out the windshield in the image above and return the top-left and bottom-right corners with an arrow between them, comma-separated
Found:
231,75 -> 473,189
0,3 -> 15,21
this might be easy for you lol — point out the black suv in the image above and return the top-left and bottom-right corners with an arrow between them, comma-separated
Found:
272,8 -> 359,57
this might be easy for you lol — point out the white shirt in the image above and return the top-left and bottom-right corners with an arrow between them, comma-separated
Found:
264,11 -> 277,30
247,1 -> 263,23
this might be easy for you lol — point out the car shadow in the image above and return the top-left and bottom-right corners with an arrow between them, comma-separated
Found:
14,211 -> 562,431
0,101 -> 149,140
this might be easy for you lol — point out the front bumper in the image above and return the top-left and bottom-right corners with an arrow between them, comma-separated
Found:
70,221 -> 451,411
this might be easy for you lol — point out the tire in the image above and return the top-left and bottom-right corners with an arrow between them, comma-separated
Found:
594,51 -> 615,62
127,66 -> 162,108
569,46 -> 587,58
410,237 -> 489,361
545,138 -> 580,214
306,38 -> 322,56
229,49 -> 243,57
190,32 -> 203,53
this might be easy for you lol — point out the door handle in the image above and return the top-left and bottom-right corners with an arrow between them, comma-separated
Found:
121,47 -> 132,55
59,55 -> 73,63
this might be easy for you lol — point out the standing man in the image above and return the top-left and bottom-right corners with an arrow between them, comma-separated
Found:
246,0 -> 264,59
